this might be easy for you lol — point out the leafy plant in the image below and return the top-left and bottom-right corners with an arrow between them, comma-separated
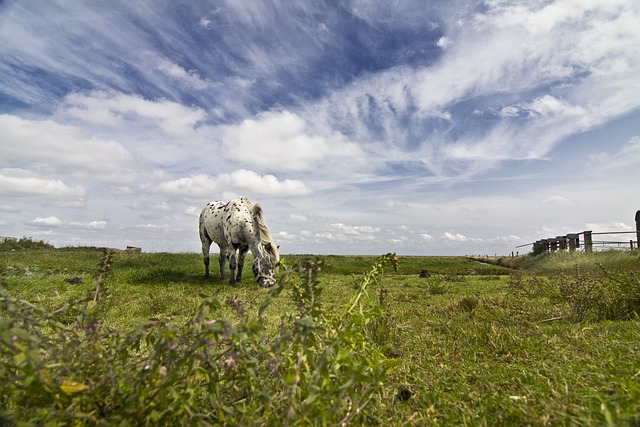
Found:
0,251 -> 400,426
0,237 -> 54,252
424,275 -> 451,295
558,266 -> 640,321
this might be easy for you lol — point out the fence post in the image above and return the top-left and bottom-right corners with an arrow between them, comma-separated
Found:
636,211 -> 640,249
567,233 -> 579,252
558,236 -> 568,251
583,231 -> 593,253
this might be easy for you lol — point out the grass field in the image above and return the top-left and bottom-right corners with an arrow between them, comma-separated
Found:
1,243 -> 640,425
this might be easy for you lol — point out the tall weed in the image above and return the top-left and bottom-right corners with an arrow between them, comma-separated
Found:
558,266 -> 640,321
0,251 -> 400,426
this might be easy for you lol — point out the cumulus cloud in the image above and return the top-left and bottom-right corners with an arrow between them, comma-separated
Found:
324,223 -> 380,242
32,216 -> 62,227
0,170 -> 86,206
153,169 -> 311,200
219,111 -> 361,171
443,232 -> 468,242
69,220 -> 108,230
88,220 -> 108,229
184,206 -> 201,217
0,114 -> 135,183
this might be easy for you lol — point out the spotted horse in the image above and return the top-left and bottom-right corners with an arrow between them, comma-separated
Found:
199,197 -> 280,287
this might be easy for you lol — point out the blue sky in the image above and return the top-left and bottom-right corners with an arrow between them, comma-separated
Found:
1,0 -> 639,255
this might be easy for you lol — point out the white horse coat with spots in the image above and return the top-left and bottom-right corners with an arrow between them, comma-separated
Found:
199,197 -> 279,287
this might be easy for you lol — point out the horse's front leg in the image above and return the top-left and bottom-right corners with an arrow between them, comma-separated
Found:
236,246 -> 249,283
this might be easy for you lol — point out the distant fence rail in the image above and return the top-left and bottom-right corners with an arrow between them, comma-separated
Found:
517,210 -> 640,254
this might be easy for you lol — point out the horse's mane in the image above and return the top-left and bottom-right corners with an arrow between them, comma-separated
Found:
252,204 -> 280,262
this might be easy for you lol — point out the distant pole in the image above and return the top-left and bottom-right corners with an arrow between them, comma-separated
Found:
636,210 -> 640,250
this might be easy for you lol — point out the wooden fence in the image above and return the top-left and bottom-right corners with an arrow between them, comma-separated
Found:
517,210 -> 640,254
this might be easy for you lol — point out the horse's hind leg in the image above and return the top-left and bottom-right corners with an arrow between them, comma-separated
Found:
236,246 -> 249,283
201,237 -> 212,278
218,248 -> 227,281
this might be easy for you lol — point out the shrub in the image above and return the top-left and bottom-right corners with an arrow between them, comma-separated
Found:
424,276 -> 451,295
506,271 -> 561,301
0,237 -> 54,252
0,251 -> 400,426
558,266 -> 640,321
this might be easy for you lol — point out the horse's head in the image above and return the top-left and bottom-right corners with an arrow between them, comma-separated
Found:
252,257 -> 276,288
252,243 -> 278,288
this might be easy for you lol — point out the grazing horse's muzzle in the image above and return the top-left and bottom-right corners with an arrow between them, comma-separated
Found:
252,259 -> 276,288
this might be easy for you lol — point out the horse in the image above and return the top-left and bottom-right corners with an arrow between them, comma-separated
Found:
199,197 -> 280,287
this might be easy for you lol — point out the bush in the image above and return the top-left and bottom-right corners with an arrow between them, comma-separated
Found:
0,251 -> 400,426
0,237 -> 54,252
558,266 -> 640,321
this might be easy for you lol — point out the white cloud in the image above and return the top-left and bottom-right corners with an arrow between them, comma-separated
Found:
488,235 -> 521,244
0,114 -> 135,183
308,0 -> 640,180
219,111 -> 361,171
69,220 -> 108,230
436,36 -> 450,49
329,223 -> 380,241
156,58 -> 209,90
543,196 -> 576,207
0,170 -> 86,206
585,221 -> 633,233
522,95 -> 586,119
61,91 -> 207,138
588,136 -> 640,171
420,233 -> 434,241
32,216 -> 62,227
499,106 -> 519,118
288,214 -> 308,223
153,169 -> 311,200
227,169 -> 311,196
443,232 -> 468,242
277,231 -> 297,242
88,220 -> 108,229
184,206 -> 201,217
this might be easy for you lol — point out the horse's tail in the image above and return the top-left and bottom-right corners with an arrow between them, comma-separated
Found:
252,204 -> 279,262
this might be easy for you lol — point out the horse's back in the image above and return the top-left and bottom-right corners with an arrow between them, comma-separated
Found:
201,197 -> 256,248
222,197 -> 255,244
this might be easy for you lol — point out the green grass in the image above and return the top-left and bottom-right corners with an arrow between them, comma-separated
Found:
486,250 -> 640,274
2,246 -> 640,425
